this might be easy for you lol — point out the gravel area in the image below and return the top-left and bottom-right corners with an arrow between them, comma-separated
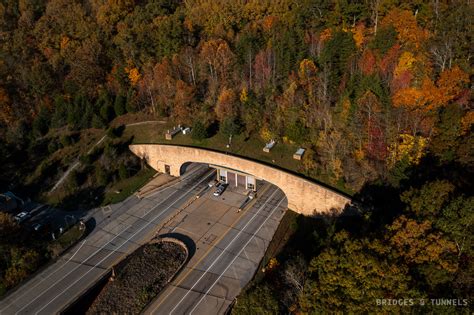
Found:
87,241 -> 187,314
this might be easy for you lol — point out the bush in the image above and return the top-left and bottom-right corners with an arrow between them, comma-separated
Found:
92,114 -> 106,129
79,154 -> 92,165
107,127 -> 118,139
100,104 -> 115,123
32,110 -> 50,137
60,135 -> 72,147
286,120 -> 306,144
48,141 -> 59,154
107,125 -> 125,139
114,95 -> 126,116
95,167 -> 109,186
191,121 -> 208,141
119,163 -> 129,180
125,88 -> 137,113
220,117 -> 243,137
67,170 -> 80,191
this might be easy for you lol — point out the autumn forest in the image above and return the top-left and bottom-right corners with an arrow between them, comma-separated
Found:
0,0 -> 473,313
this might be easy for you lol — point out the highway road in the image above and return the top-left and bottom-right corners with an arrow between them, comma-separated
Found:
0,163 -> 214,315
145,184 -> 288,315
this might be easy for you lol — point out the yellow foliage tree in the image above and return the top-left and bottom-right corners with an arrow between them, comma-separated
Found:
339,97 -> 351,123
126,67 -> 141,86
239,87 -> 248,104
351,23 -> 366,48
298,59 -> 318,82
60,35 -> 70,52
259,125 -> 273,142
393,51 -> 416,78
388,134 -> 427,166
387,216 -> 457,272
266,257 -> 279,271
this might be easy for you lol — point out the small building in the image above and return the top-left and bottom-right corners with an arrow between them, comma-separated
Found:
165,125 -> 182,140
263,139 -> 276,153
293,148 -> 306,160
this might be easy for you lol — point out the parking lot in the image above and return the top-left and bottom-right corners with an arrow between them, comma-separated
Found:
1,193 -> 84,239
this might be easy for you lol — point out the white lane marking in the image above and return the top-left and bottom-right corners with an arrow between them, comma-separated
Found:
145,165 -> 208,199
0,240 -> 87,312
168,188 -> 280,315
66,240 -> 87,263
140,171 -> 214,219
32,171 -> 214,315
189,196 -> 285,314
16,227 -> 128,314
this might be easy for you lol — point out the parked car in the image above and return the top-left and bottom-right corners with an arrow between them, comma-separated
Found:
14,211 -> 31,224
213,184 -> 227,196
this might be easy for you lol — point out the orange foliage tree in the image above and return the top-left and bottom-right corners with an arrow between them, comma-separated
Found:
381,9 -> 429,49
358,49 -> 376,75
172,80 -> 195,124
215,87 -> 237,121
392,66 -> 469,112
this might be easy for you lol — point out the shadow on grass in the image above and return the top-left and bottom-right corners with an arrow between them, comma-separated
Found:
58,186 -> 105,211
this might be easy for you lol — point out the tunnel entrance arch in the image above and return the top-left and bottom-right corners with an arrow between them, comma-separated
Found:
179,162 -> 194,175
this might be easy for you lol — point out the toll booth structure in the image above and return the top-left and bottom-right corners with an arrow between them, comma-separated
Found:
210,165 -> 257,191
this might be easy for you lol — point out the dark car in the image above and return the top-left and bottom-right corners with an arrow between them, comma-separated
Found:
213,183 -> 227,196
14,211 -> 31,224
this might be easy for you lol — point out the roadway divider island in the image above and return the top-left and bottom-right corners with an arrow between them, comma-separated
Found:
129,144 -> 352,216
86,238 -> 188,314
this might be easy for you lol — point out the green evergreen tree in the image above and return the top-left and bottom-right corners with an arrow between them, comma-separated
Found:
114,95 -> 126,116
191,121 -> 208,141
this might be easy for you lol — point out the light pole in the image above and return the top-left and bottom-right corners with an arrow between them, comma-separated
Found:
226,134 -> 232,150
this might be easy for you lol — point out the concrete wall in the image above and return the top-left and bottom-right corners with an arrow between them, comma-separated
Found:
129,144 -> 351,216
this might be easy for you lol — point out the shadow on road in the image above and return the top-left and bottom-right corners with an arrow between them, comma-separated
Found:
159,232 -> 196,263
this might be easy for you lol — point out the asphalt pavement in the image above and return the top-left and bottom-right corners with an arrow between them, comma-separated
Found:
144,183 -> 288,315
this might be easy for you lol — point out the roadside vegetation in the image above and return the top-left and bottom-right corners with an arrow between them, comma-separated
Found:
47,223 -> 85,259
87,241 -> 187,314
0,213 -> 85,296
0,213 -> 46,296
